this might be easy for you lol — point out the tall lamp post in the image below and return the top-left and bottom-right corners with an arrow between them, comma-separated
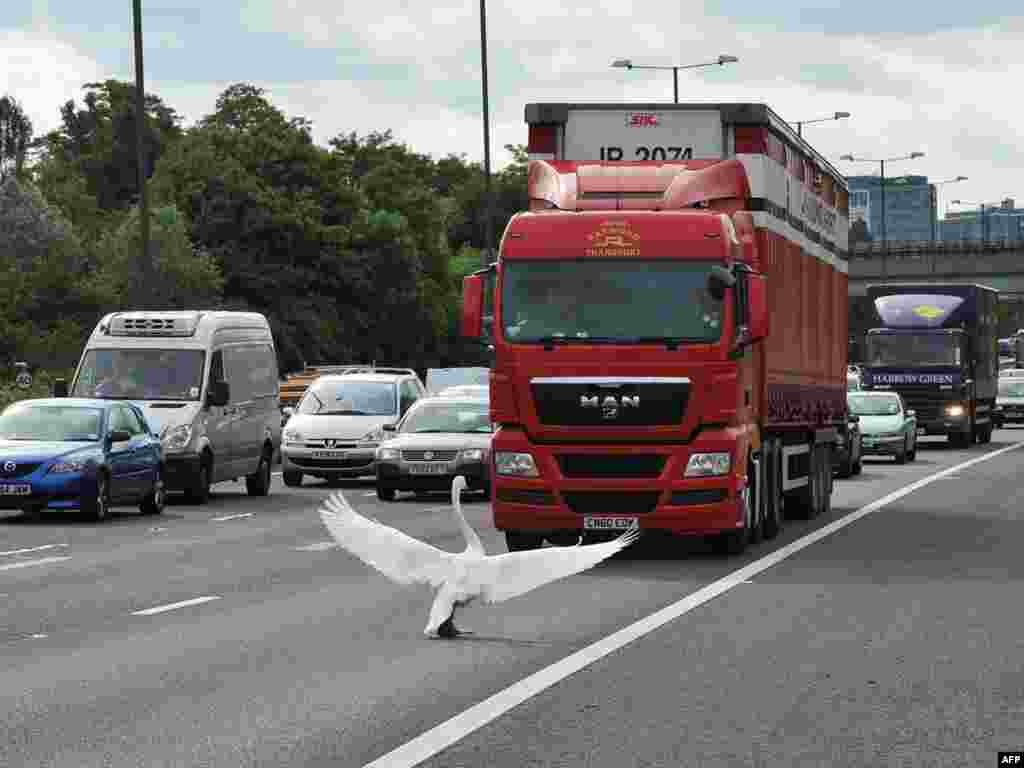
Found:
611,55 -> 738,103
950,199 -> 990,242
131,0 -> 151,303
931,176 -> 968,242
478,0 -> 494,269
840,152 -> 925,275
792,111 -> 851,137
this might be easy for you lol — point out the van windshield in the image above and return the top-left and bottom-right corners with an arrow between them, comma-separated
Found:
72,349 -> 206,401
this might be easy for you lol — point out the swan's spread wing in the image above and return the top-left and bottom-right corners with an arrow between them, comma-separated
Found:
477,527 -> 640,603
319,492 -> 452,587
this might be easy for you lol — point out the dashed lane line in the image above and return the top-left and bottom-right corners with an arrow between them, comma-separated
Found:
131,595 -> 221,616
363,439 -> 1024,768
211,512 -> 254,522
0,543 -> 68,557
0,556 -> 72,572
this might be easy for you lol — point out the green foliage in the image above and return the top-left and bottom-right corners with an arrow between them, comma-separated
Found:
0,369 -> 70,411
0,94 -> 33,183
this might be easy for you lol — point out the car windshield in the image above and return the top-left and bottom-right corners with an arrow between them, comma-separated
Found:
72,349 -> 206,401
866,333 -> 962,366
0,405 -> 103,442
998,380 -> 1024,397
501,259 -> 723,343
400,401 -> 492,434
848,394 -> 902,416
298,380 -> 397,416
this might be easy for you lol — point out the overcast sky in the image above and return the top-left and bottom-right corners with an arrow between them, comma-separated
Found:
3,1 -> 1021,217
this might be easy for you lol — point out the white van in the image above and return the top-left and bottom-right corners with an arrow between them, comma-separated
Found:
62,311 -> 281,502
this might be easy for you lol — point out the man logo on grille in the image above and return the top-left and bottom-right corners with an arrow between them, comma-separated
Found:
580,394 -> 639,420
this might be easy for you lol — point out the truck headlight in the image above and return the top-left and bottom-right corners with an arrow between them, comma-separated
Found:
460,449 -> 484,462
161,424 -> 192,453
945,405 -> 965,417
684,452 -> 731,477
377,447 -> 400,461
495,451 -> 539,477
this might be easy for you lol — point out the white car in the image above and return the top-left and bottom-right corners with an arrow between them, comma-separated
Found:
280,371 -> 426,486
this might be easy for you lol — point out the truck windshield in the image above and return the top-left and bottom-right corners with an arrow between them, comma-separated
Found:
72,349 -> 206,401
501,260 -> 723,343
866,333 -> 962,366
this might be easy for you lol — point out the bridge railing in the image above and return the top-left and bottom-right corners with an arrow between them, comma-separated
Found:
852,240 -> 1024,258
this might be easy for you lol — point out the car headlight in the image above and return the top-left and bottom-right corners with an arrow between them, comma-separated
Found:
995,404 -> 1003,411
460,448 -> 484,462
161,424 -> 192,453
945,405 -> 965,417
359,427 -> 385,445
377,447 -> 400,461
495,451 -> 539,477
48,460 -> 86,474
684,452 -> 731,477
282,428 -> 303,443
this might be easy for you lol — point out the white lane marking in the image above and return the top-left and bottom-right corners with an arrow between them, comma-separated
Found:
30,633 -> 47,639
0,543 -> 67,557
364,440 -> 1024,768
293,541 -> 338,552
363,492 -> 378,497
211,512 -> 254,522
131,595 -> 221,616
0,556 -> 71,572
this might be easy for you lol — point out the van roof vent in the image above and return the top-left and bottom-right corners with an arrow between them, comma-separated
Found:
107,312 -> 203,337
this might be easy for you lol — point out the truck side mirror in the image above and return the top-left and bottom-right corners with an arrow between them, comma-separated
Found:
706,266 -> 735,302
461,274 -> 484,339
747,274 -> 769,343
52,378 -> 69,397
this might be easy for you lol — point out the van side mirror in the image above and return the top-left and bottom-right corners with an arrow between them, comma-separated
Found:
52,378 -> 68,397
706,266 -> 736,302
462,274 -> 484,339
206,380 -> 230,407
747,274 -> 769,343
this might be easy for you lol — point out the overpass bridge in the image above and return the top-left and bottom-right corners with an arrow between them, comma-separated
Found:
847,239 -> 1024,339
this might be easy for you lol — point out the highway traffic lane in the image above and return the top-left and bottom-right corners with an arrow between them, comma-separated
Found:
2,440 -> 1011,766
412,437 -> 1024,768
0,477 -> 493,656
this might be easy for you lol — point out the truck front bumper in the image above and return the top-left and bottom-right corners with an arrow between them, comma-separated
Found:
490,429 -> 747,538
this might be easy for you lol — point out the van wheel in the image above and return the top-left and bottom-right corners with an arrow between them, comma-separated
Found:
185,457 -> 212,504
246,448 -> 272,497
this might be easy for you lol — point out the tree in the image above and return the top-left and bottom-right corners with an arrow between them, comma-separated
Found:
0,95 -> 33,183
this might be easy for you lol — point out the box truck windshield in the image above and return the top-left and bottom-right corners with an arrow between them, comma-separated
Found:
866,333 -> 962,367
71,349 -> 206,401
501,259 -> 723,343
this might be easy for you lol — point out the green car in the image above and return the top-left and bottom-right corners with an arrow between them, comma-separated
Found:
848,391 -> 918,464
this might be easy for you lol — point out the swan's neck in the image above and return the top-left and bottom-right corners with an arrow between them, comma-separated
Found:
452,490 -> 485,555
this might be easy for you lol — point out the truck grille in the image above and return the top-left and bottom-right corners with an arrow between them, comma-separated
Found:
531,378 -> 689,427
556,454 -> 665,478
562,491 -> 661,515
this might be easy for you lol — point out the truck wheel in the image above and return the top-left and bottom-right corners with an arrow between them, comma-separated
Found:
978,423 -> 993,443
789,442 -> 819,520
746,457 -> 763,545
505,531 -> 544,552
761,439 -> 783,540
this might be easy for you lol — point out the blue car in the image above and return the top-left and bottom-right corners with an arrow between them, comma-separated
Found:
0,398 -> 164,520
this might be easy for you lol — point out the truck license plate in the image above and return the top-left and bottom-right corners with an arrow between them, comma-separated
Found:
583,516 -> 638,531
0,484 -> 31,495
408,462 -> 450,475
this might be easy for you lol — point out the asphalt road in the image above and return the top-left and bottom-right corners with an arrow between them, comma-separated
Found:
2,431 -> 1023,767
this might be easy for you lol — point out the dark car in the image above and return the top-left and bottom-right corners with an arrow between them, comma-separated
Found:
374,396 -> 492,501
0,398 -> 164,520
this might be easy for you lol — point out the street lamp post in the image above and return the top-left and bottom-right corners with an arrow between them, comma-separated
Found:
611,55 -> 738,103
792,111 -> 851,137
840,152 -> 925,276
931,176 -> 968,242
478,0 -> 494,269
131,0 -> 151,304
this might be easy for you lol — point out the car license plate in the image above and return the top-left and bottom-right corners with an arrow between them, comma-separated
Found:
583,516 -> 638,531
312,450 -> 345,458
408,462 -> 450,475
0,484 -> 31,495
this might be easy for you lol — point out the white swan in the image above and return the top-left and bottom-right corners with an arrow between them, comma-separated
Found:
319,475 -> 640,638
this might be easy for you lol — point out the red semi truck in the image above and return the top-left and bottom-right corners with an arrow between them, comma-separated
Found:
461,103 -> 850,555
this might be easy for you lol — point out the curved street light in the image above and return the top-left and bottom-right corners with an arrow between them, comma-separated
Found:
611,55 -> 739,103
839,152 -> 925,263
792,111 -> 851,137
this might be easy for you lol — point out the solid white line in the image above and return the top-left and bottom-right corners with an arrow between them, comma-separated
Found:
0,556 -> 71,572
364,439 -> 1024,768
211,512 -> 254,522
0,543 -> 67,557
293,541 -> 338,552
131,595 -> 221,616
